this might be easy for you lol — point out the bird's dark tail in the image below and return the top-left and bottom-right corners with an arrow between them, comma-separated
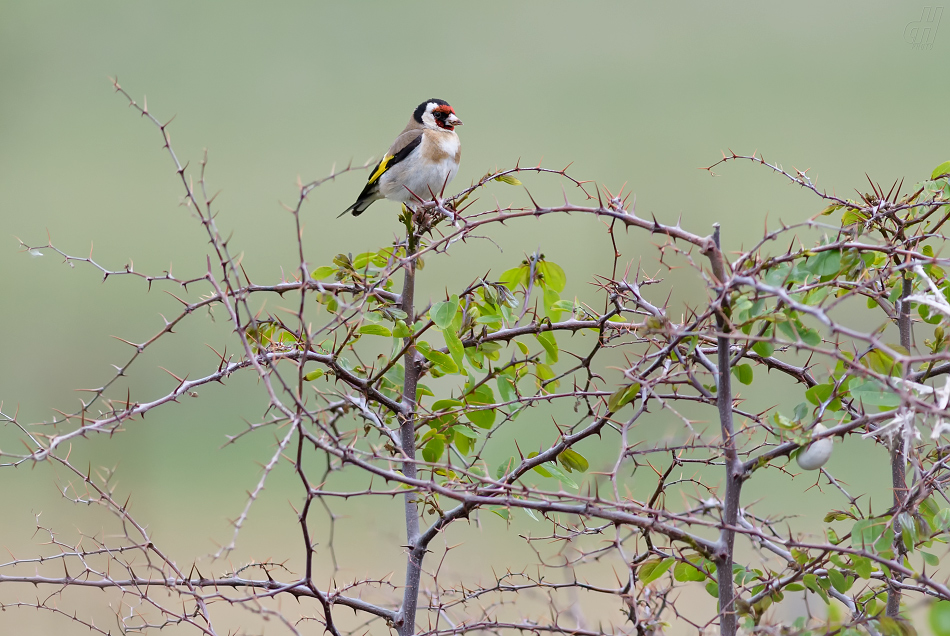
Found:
337,201 -> 359,218
339,183 -> 381,217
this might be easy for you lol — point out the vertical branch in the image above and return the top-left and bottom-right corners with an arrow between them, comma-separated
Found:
708,224 -> 741,636
397,219 -> 422,636
887,273 -> 913,617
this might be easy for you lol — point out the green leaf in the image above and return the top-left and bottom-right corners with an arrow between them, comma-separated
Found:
537,260 -> 566,292
535,362 -> 559,393
542,461 -> 578,489
788,261 -> 811,283
535,331 -> 559,364
530,452 -> 552,478
382,307 -> 408,321
899,511 -> 917,552
764,264 -> 791,286
359,324 -> 393,337
279,330 -> 298,344
496,457 -> 516,479
450,425 -> 476,454
432,398 -> 464,411
866,348 -> 901,376
494,174 -> 522,186
705,581 -> 719,598
824,511 -> 852,523
733,564 -> 757,585
828,568 -> 850,593
465,385 -> 497,429
443,327 -> 465,370
923,551 -> 940,567
543,288 -> 562,321
393,320 -> 410,338
317,293 -> 337,312
452,429 -> 475,455
852,556 -> 873,579
607,383 -> 641,412
496,375 -> 517,409
842,208 -> 868,226
873,527 -> 895,557
921,496 -> 941,527
420,349 -> 459,373
427,412 -> 456,432
422,436 -> 445,463
808,250 -> 842,277
801,328 -> 822,347
934,508 -> 950,532
932,601 -> 950,636
673,561 -> 707,582
803,286 -> 830,306
804,573 -> 830,604
515,340 -> 530,355
375,246 -> 398,266
558,448 -> 589,473
805,383 -> 833,406
303,369 -> 324,381
451,425 -> 477,440
488,506 -> 511,521
851,518 -> 887,549
933,161 -> 950,180
919,303 -> 944,325
792,402 -> 809,421
475,313 -> 503,326
752,341 -> 774,358
452,431 -> 472,455
639,558 -> 674,584
311,265 -> 336,280
353,251 -> 377,269
776,318 -> 797,341
732,363 -> 753,385
499,265 -> 530,290
849,380 -> 901,408
466,407 -> 496,429
465,346 -> 484,370
431,297 -> 460,330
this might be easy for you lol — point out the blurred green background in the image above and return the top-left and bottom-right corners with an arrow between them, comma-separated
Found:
1,1 -> 948,633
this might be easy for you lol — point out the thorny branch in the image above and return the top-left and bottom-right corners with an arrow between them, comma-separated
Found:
5,85 -> 950,636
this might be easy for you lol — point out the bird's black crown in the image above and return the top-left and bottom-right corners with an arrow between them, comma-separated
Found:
413,98 -> 450,123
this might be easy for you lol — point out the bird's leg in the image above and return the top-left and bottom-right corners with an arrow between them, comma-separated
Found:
422,183 -> 459,226
438,197 -> 460,228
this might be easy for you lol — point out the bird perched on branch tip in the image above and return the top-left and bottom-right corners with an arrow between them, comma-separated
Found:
341,99 -> 462,217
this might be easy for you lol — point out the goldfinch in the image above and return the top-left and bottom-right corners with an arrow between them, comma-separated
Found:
342,99 -> 462,217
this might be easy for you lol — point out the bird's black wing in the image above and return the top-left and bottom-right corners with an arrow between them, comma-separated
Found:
342,132 -> 423,217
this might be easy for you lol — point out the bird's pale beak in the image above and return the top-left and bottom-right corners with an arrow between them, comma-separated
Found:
447,114 -> 462,126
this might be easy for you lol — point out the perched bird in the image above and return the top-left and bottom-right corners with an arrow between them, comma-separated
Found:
342,99 -> 462,217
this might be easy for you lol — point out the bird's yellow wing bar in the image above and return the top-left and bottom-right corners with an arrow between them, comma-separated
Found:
367,155 -> 394,185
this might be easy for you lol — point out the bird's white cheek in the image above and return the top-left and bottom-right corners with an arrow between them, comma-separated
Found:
796,424 -> 833,471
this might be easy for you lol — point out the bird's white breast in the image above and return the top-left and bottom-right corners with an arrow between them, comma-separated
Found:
378,131 -> 460,204
436,133 -> 460,157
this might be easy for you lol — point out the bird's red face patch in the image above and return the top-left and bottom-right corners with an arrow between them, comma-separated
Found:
433,105 -> 457,130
